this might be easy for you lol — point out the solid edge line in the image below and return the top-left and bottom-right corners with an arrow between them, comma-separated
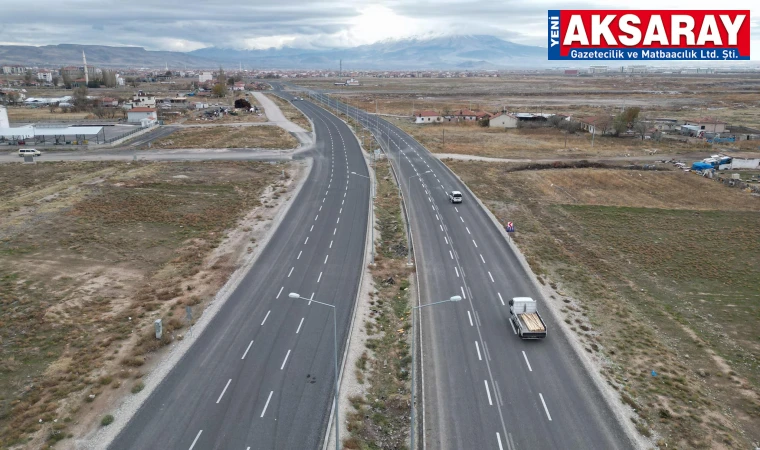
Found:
321,101 -> 372,450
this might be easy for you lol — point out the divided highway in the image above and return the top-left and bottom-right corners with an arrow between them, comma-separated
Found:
110,93 -> 369,449
304,91 -> 632,450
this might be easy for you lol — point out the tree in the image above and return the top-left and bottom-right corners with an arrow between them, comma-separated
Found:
212,83 -> 226,98
24,70 -> 34,86
227,77 -> 235,86
633,119 -> 649,140
125,77 -> 138,88
61,70 -> 72,89
547,115 -> 563,128
234,98 -> 252,109
217,66 -> 226,85
52,75 -> 60,86
612,107 -> 640,136
165,70 -> 172,77
73,86 -> 89,111
6,91 -> 20,104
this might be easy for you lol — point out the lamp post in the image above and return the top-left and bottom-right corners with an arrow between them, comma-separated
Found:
288,292 -> 339,450
350,171 -> 374,264
410,295 -> 462,450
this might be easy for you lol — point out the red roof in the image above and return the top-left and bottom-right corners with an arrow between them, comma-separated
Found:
415,110 -> 440,117
129,107 -> 156,112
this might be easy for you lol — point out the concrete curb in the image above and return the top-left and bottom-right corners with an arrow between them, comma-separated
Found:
78,159 -> 314,450
441,161 -> 645,450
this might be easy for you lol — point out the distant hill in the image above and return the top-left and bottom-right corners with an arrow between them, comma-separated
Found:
0,36 -> 547,70
0,44 -> 216,68
190,35 -> 547,69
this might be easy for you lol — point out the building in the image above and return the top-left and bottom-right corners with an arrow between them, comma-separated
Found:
126,107 -> 157,124
649,118 -> 680,132
489,112 -> 518,128
36,70 -> 53,82
588,65 -> 608,74
413,110 -> 442,124
232,82 -> 246,91
96,97 -> 118,107
445,109 -> 479,122
125,92 -> 157,109
564,69 -> 579,75
575,115 -> 615,135
683,117 -> 726,134
199,72 -> 213,83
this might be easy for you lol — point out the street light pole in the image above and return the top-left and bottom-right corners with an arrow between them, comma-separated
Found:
410,296 -> 462,450
288,293 -> 339,450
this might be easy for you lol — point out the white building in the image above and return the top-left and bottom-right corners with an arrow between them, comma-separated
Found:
116,74 -> 125,86
489,112 -> 518,128
199,72 -> 213,83
127,107 -> 157,124
413,111 -> 442,124
36,71 -> 53,82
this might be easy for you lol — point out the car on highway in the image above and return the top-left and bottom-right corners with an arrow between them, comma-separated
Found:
448,190 -> 462,203
18,148 -> 41,157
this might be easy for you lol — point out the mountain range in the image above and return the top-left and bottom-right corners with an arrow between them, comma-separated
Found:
0,36 -> 547,70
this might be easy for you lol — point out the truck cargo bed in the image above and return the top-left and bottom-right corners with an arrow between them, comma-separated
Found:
518,312 -> 546,332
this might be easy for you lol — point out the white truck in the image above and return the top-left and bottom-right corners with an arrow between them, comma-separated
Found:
448,190 -> 462,203
509,297 -> 547,339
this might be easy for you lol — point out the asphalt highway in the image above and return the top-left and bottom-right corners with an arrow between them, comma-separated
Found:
109,93 -> 369,449
304,90 -> 633,450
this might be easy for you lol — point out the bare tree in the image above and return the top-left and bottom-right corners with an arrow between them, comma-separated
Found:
73,86 -> 90,112
633,119 -> 649,140
52,75 -> 60,87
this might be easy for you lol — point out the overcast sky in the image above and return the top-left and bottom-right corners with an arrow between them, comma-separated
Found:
1,0 -> 758,58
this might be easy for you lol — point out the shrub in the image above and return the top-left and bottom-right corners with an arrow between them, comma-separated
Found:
101,415 -> 114,426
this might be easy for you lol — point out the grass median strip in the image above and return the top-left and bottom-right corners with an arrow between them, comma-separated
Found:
344,158 -> 414,450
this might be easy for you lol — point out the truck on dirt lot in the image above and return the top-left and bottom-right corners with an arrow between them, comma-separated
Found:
509,297 -> 547,339
448,190 -> 462,203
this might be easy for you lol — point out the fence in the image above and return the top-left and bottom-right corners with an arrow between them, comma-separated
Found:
105,124 -> 155,144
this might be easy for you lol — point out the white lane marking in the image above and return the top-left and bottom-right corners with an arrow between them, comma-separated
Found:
337,217 -> 340,224
435,214 -> 439,221
466,227 -> 471,235
509,317 -> 517,334
455,207 -> 459,212
317,271 -> 323,283
342,200 -> 344,205
339,207 -> 342,214
449,250 -> 453,259
288,267 -> 294,277
216,379 -> 232,404
296,317 -> 304,334
324,255 -> 329,264
460,216 -> 464,223
467,311 -> 473,326
522,351 -> 533,372
488,271 -> 494,282
508,433 -> 516,450
322,198 -> 325,203
475,341 -> 482,361
440,224 -> 443,231
334,228 -> 337,235
325,190 -> 328,196
344,192 -> 346,197
484,380 -> 493,405
276,286 -> 283,299
304,237 -> 309,245
241,340 -> 253,360
330,240 -> 333,248
483,339 -> 490,360
496,433 -> 504,450
444,236 -> 448,244
260,391 -> 274,417
315,214 -> 319,221
455,267 -> 459,277
319,205 -> 322,212
308,292 -> 314,305
261,310 -> 271,325
539,393 -> 553,421
460,286 -> 466,299
280,349 -> 292,370
473,240 -> 478,248
297,250 -> 302,260
189,430 -> 202,450
498,293 -> 504,305
480,254 -> 485,264
310,225 -> 314,232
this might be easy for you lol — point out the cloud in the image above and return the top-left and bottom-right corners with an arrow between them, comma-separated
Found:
1,0 -> 758,59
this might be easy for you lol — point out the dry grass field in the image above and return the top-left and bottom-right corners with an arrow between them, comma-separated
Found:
6,107 -> 93,122
446,161 -> 760,448
0,160 -> 294,447
265,94 -> 312,132
148,125 -> 298,149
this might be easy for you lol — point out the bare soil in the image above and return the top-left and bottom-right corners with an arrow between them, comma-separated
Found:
146,125 -> 298,149
265,94 -> 312,132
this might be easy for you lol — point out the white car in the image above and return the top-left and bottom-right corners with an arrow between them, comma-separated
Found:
18,148 -> 41,157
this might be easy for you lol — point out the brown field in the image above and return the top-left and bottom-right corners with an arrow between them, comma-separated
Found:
6,107 -> 92,122
148,125 -> 298,149
447,161 -> 760,448
265,94 -> 312,132
0,160 -> 294,447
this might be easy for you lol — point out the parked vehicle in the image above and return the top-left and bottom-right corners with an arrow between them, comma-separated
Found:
18,148 -> 41,157
448,190 -> 462,203
509,297 -> 547,339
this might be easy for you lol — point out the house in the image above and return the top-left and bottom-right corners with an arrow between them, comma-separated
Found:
127,107 -> 157,124
199,72 -> 213,83
36,71 -> 53,82
96,97 -> 118,107
575,115 -> 615,135
683,117 -> 726,134
413,110 -> 442,124
232,82 -> 246,91
489,112 -> 518,128
445,109 -> 479,122
125,92 -> 156,109
725,125 -> 760,141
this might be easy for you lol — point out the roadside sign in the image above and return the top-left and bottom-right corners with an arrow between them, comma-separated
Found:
506,222 -> 515,233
